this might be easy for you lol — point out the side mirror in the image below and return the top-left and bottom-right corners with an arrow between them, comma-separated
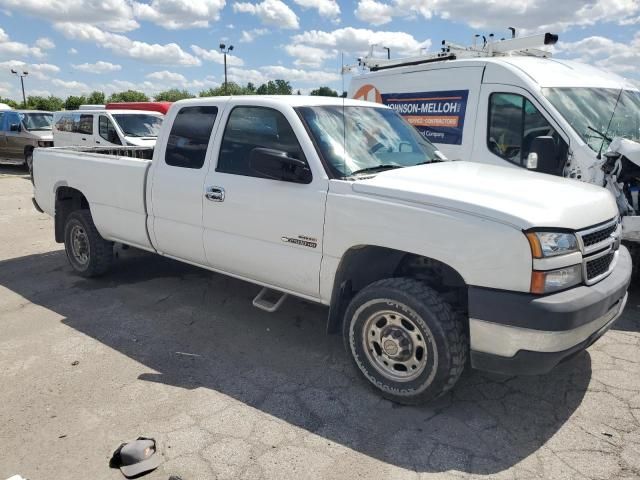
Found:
9,123 -> 21,132
249,147 -> 312,184
527,136 -> 560,174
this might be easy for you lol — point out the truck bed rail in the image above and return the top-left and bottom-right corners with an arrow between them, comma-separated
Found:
46,146 -> 154,160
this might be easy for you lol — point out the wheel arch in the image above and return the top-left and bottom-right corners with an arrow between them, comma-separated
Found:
326,245 -> 468,334
54,186 -> 90,243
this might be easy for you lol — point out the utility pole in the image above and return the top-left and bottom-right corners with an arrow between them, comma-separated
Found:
219,43 -> 234,95
10,69 -> 28,108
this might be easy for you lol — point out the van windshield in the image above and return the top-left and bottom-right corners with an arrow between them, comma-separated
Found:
296,105 -> 443,178
543,88 -> 640,151
112,114 -> 163,138
20,112 -> 53,130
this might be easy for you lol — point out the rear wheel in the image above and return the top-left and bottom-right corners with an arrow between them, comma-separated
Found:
64,210 -> 114,277
343,277 -> 467,405
25,150 -> 33,183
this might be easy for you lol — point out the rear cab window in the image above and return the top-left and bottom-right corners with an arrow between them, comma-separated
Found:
165,106 -> 218,169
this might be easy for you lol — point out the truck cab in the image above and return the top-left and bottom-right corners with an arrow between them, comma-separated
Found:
349,34 -> 640,248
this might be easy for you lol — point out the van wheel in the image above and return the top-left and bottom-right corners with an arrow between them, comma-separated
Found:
64,210 -> 114,277
343,277 -> 467,405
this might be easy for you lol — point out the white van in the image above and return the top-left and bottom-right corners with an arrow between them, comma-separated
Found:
53,109 -> 163,148
349,33 -> 640,248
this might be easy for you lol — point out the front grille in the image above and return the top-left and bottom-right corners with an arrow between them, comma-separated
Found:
586,252 -> 615,280
581,222 -> 617,248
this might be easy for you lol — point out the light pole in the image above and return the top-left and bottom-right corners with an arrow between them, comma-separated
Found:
219,43 -> 234,95
10,69 -> 28,108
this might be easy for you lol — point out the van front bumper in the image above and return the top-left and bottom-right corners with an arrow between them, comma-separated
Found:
469,246 -> 632,376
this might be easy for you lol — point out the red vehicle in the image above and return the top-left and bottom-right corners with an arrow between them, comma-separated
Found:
105,102 -> 172,115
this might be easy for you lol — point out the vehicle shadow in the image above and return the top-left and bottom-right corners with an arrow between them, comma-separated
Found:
0,164 -> 28,177
0,248 -> 595,475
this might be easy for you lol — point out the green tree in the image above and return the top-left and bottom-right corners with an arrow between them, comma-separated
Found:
256,79 -> 292,95
199,82 -> 249,97
107,90 -> 149,103
155,89 -> 194,102
86,91 -> 106,105
0,97 -> 19,108
310,86 -> 338,97
26,95 -> 64,111
64,95 -> 87,110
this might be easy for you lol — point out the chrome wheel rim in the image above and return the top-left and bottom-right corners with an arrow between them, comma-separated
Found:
362,309 -> 429,382
70,225 -> 90,265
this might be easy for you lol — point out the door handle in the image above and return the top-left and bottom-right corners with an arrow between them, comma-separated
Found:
205,186 -> 225,202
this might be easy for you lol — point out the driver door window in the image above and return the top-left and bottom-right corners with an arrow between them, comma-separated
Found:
488,93 -> 567,168
99,115 -> 121,145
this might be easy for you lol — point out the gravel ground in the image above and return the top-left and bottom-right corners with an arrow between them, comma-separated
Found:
1,165 -> 640,480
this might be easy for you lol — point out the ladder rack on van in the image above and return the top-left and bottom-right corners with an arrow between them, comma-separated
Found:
359,32 -> 559,72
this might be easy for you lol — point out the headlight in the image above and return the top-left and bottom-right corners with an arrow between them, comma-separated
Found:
37,140 -> 53,147
531,264 -> 582,294
526,231 -> 578,258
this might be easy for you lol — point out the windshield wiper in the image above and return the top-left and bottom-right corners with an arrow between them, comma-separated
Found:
349,165 -> 403,176
587,125 -> 612,142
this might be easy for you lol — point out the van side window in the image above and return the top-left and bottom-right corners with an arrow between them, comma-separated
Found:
99,116 -> 121,145
487,93 -> 567,168
77,114 -> 93,135
217,106 -> 306,178
165,106 -> 218,169
55,114 -> 74,132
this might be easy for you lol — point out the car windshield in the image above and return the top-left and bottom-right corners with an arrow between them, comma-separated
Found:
112,114 -> 163,138
543,87 -> 640,152
20,112 -> 53,130
296,105 -> 443,178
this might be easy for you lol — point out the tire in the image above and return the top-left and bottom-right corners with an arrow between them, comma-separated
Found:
343,277 -> 467,405
63,210 -> 114,277
25,151 -> 33,184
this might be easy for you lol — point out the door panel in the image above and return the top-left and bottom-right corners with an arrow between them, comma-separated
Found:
202,105 -> 327,298
150,105 -> 220,265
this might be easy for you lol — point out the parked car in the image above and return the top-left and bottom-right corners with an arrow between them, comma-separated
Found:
53,108 -> 164,148
349,33 -> 640,261
0,109 -> 53,174
33,96 -> 631,404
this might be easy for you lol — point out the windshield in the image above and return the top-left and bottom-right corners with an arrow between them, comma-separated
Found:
20,112 -> 53,130
112,114 -> 163,138
543,87 -> 640,152
297,105 -> 442,178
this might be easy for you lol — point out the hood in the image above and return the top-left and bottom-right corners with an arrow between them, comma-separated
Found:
351,161 -> 618,230
609,137 -> 640,167
125,136 -> 156,147
27,129 -> 53,141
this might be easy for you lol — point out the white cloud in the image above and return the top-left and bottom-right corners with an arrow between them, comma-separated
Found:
72,61 -> 122,73
239,28 -> 268,43
52,78 -> 90,91
146,70 -> 187,83
353,0 -> 394,26
55,23 -> 201,66
353,0 -> 640,33
0,61 -> 60,80
556,34 -> 640,80
0,28 -> 44,59
132,0 -> 226,29
191,45 -> 244,66
227,65 -> 339,85
0,0 -> 139,32
284,44 -> 335,67
289,27 -> 430,67
292,0 -> 340,20
35,37 -> 55,49
68,48 -> 78,54
233,0 -> 299,29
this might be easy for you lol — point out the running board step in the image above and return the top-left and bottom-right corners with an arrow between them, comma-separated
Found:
252,287 -> 288,313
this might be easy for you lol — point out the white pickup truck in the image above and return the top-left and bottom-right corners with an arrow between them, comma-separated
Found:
33,96 -> 631,404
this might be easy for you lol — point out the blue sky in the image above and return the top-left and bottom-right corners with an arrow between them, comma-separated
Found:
0,0 -> 638,100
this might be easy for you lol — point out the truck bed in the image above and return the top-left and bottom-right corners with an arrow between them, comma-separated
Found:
33,146 -> 154,251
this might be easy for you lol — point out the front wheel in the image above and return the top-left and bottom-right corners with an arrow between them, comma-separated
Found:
64,210 -> 114,277
343,278 -> 467,405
